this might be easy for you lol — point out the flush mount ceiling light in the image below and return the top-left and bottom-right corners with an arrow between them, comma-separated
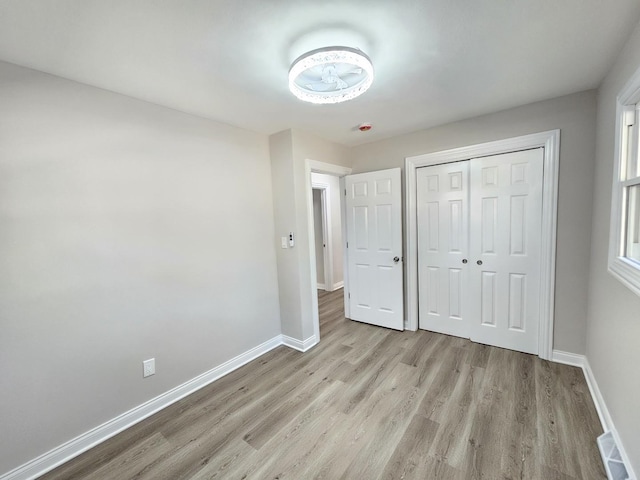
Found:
288,46 -> 374,104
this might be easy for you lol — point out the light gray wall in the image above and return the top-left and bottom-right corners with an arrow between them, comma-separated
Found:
0,61 -> 281,475
269,130 -> 305,340
312,189 -> 325,285
350,90 -> 597,355
588,19 -> 640,475
311,172 -> 344,289
270,129 -> 350,342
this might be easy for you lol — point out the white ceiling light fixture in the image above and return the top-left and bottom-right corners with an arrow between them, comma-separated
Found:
288,46 -> 374,104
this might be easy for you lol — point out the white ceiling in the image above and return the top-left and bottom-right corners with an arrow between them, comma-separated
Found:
1,1 -> 639,146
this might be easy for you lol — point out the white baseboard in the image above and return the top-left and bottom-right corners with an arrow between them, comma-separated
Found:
332,281 -> 344,290
0,335 -> 284,480
581,356 -> 636,480
552,349 -> 636,479
281,334 -> 318,352
551,349 -> 585,368
15,342 -> 632,480
317,283 -> 326,290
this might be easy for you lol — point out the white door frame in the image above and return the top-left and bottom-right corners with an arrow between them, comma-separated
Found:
305,159 -> 352,343
405,130 -> 560,360
312,183 -> 332,290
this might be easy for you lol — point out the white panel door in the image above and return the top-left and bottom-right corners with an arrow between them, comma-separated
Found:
417,161 -> 470,337
345,168 -> 403,330
469,148 -> 543,354
416,148 -> 544,355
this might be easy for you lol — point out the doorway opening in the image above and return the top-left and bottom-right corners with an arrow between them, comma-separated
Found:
312,188 -> 327,290
311,174 -> 344,337
305,160 -> 351,342
311,177 -> 344,292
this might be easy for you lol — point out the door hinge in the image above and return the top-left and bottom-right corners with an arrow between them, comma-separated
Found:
346,241 -> 349,248
344,188 -> 347,196
348,292 -> 351,299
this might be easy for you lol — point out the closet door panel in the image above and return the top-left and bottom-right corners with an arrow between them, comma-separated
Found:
417,162 -> 470,337
469,148 -> 544,355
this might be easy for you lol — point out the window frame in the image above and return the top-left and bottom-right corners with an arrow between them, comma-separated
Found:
608,65 -> 640,297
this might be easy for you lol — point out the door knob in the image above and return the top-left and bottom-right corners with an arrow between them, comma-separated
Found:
393,256 -> 400,263
462,259 -> 468,264
477,260 -> 483,265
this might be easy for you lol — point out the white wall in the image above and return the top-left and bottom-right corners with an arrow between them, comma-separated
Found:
350,90 -> 597,355
311,172 -> 344,289
0,61 -> 281,476
588,19 -> 640,476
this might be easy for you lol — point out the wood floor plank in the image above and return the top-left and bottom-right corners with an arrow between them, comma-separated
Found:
226,381 -> 348,480
550,361 -> 606,479
379,413 -> 440,480
183,439 -> 256,480
40,288 -> 606,480
415,343 -> 468,420
466,340 -> 491,369
422,455 -> 467,480
337,363 -> 428,480
241,367 -> 336,449
464,347 -> 520,479
427,361 -> 484,470
307,361 -> 423,480
504,350 -> 538,479
335,335 -> 406,415
83,432 -> 173,480
158,347 -> 300,441
400,329 -> 442,367
339,325 -> 389,364
38,415 -> 174,480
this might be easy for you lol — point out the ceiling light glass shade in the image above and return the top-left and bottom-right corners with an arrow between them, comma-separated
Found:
288,46 -> 374,104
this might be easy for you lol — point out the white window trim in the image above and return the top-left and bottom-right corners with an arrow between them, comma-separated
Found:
608,65 -> 640,297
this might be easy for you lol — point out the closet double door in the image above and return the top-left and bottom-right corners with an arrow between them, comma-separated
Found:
417,148 -> 543,355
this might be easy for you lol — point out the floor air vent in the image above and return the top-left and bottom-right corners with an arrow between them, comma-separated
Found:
598,431 -> 630,480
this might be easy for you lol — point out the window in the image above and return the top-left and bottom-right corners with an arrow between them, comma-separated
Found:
609,67 -> 640,296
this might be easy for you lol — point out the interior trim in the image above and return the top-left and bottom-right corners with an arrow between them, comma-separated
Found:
304,159 -> 353,345
281,334 -> 318,352
0,335 -> 285,480
552,350 -> 637,479
404,130 -> 560,360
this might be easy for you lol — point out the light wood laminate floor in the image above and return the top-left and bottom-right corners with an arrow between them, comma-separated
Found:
41,288 -> 605,479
